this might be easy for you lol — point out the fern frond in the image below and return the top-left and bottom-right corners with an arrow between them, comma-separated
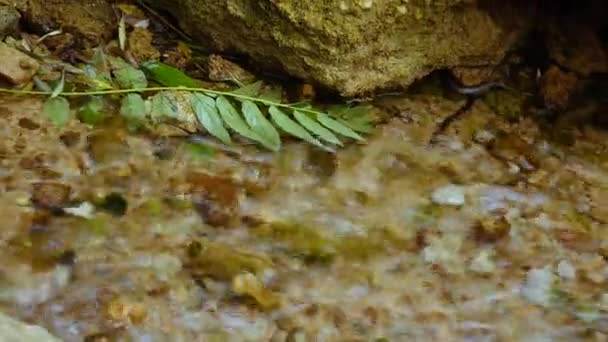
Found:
0,58 -> 375,152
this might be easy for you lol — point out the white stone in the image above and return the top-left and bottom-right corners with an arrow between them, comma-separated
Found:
431,184 -> 466,206
557,260 -> 576,280
0,310 -> 61,341
521,267 -> 554,306
470,249 -> 495,274
64,201 -> 95,219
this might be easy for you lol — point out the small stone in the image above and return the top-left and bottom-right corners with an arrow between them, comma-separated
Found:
431,184 -> 466,206
31,182 -> 71,208
470,249 -> 495,274
521,267 -> 554,306
589,187 -> 608,223
360,0 -> 373,9
601,293 -> 608,310
232,272 -> 281,310
557,260 -> 576,280
189,172 -> 241,227
0,311 -> 62,342
540,65 -> 578,111
0,45 -> 39,85
0,5 -> 20,38
473,130 -> 495,145
208,54 -> 255,84
474,216 -> 510,243
105,298 -> 147,324
126,27 -> 160,63
63,202 -> 95,219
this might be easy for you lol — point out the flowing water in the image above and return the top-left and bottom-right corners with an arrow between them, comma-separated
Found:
0,87 -> 607,341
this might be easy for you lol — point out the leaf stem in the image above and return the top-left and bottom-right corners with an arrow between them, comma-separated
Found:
0,86 -> 327,117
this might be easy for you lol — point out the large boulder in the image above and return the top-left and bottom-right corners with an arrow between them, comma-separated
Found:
5,0 -> 116,47
148,0 -> 533,96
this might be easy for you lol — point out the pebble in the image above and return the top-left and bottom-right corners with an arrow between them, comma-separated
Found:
521,267 -> 554,306
470,249 -> 496,274
0,5 -> 20,38
0,45 -> 39,85
431,184 -> 466,206
0,311 -> 61,342
557,260 -> 576,280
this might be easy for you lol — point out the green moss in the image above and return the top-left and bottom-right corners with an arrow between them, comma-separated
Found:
252,221 -> 411,263
253,222 -> 335,263
140,198 -> 164,216
483,89 -> 525,120
186,239 -> 273,281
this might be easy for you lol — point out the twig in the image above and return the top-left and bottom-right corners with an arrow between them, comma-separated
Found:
135,0 -> 191,42
429,97 -> 474,145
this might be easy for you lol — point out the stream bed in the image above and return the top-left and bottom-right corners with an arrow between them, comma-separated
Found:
0,88 -> 607,341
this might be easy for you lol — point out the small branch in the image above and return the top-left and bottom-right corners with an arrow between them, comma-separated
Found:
428,97 -> 474,145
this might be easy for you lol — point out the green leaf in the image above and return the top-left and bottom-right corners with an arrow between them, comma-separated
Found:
89,74 -> 114,90
328,104 -> 375,132
258,85 -> 283,103
293,110 -> 342,146
241,100 -> 281,151
118,16 -> 127,51
82,64 -> 114,90
140,61 -> 199,88
339,117 -> 373,133
33,76 -> 52,92
120,94 -> 146,128
344,104 -> 375,119
230,80 -> 263,97
327,104 -> 350,117
215,96 -> 260,142
316,112 -> 364,141
78,96 -> 105,125
190,93 -> 232,145
147,91 -> 195,126
148,92 -> 175,121
186,143 -> 216,160
107,56 -> 130,70
43,97 -> 70,127
91,48 -> 108,72
268,106 -> 323,148
50,70 -> 65,98
114,65 -> 148,89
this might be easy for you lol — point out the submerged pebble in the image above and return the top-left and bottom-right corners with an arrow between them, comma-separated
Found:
521,267 -> 554,307
431,184 -> 466,206
557,260 -> 576,280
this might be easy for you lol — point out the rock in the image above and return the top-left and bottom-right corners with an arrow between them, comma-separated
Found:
188,172 -> 242,227
147,0 -> 532,96
0,5 -> 20,38
474,216 -> 510,243
431,184 -> 466,206
521,267 -> 554,307
127,27 -> 161,64
557,260 -> 576,280
232,272 -> 281,310
539,65 -> 578,111
31,182 -> 71,208
208,54 -> 255,84
545,11 -> 608,76
589,187 -> 608,223
22,0 -> 115,47
470,249 -> 495,274
0,311 -> 61,342
0,45 -> 39,85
